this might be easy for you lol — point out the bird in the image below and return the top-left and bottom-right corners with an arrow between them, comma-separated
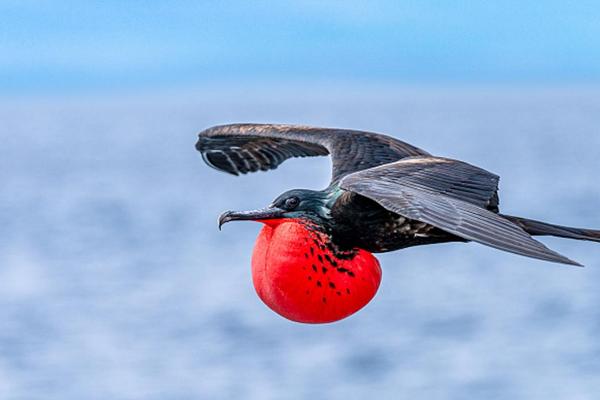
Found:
196,123 -> 600,324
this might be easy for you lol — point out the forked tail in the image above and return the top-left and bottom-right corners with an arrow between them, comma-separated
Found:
502,214 -> 600,243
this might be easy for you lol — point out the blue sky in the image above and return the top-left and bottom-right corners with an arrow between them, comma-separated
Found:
2,1 -> 600,94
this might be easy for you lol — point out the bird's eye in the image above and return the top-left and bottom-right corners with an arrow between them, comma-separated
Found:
284,196 -> 300,209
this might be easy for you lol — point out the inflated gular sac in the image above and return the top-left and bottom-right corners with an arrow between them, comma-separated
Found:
251,220 -> 382,323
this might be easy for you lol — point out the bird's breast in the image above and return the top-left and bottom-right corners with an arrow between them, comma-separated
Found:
251,219 -> 381,323
330,190 -> 462,252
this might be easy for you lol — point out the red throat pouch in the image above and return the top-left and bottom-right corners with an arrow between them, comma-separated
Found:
251,219 -> 382,323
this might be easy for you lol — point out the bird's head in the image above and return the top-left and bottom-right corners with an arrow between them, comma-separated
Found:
218,188 -> 332,229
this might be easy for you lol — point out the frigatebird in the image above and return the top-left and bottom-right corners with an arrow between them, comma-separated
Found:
196,124 -> 600,323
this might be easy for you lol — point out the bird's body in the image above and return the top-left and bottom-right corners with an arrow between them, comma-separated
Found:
327,189 -> 466,254
196,123 -> 600,323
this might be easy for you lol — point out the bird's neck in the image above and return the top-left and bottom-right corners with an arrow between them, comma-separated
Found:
299,187 -> 344,226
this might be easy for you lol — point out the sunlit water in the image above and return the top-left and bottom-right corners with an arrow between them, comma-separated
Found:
1,87 -> 599,399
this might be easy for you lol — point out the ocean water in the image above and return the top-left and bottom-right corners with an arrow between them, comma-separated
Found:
1,87 -> 599,399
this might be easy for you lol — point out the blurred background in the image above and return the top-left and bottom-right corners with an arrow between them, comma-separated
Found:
1,1 -> 600,399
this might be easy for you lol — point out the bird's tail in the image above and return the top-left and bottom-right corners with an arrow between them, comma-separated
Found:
502,214 -> 600,243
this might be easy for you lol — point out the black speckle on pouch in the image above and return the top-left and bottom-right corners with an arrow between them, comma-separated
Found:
316,280 -> 322,287
312,264 -> 317,272
322,266 -> 328,274
328,282 -> 336,289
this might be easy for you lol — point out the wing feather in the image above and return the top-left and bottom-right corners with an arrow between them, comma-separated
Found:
340,157 -> 581,266
196,124 -> 429,183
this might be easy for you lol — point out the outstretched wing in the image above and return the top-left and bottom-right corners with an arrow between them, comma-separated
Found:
196,124 -> 429,183
340,157 -> 580,266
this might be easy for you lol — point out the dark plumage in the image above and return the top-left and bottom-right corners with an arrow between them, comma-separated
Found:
196,123 -> 427,182
197,123 -> 600,266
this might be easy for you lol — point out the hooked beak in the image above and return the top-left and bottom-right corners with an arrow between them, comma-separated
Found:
218,207 -> 285,230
